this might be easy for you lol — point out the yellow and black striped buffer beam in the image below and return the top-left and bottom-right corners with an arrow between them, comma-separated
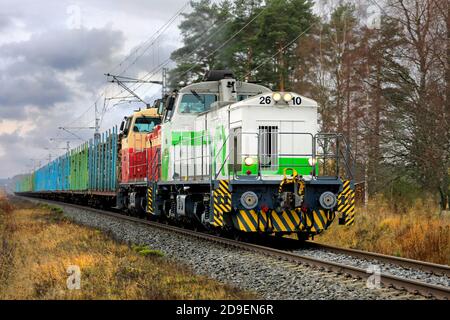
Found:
212,180 -> 231,227
147,186 -> 154,215
233,209 -> 333,234
338,180 -> 355,226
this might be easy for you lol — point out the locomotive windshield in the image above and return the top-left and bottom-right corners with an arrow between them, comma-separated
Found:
179,93 -> 217,114
133,117 -> 161,133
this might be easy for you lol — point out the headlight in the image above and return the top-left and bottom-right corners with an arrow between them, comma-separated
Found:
241,191 -> 259,210
273,92 -> 282,102
244,157 -> 254,166
283,93 -> 293,102
308,158 -> 316,166
319,191 -> 337,210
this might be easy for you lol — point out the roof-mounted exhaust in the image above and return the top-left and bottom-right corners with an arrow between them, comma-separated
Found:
204,70 -> 235,82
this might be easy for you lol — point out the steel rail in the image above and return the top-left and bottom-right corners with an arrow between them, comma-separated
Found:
21,197 -> 450,300
305,241 -> 450,277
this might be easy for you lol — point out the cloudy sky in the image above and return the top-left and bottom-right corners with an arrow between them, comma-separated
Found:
0,0 -> 191,178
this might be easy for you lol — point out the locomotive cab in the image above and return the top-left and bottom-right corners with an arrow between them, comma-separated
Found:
117,107 -> 161,216
119,108 -> 161,184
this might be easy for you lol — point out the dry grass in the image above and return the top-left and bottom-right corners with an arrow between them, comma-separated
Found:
0,198 -> 255,300
318,195 -> 450,265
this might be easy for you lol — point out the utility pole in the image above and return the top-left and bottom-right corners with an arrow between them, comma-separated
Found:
49,138 -> 73,154
94,102 -> 101,142
29,159 -> 42,172
58,127 -> 91,141
162,67 -> 168,98
105,73 -> 164,109
45,143 -> 70,154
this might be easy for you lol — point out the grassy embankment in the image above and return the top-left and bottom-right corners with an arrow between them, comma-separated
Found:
0,194 -> 255,300
318,195 -> 450,265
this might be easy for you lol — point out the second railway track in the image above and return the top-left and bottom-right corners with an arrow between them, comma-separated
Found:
303,241 -> 450,277
21,197 -> 450,300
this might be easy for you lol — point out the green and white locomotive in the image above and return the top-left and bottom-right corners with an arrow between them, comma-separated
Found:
148,70 -> 356,240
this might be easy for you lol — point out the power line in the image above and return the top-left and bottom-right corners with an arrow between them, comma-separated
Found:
177,8 -> 267,81
109,1 -> 191,77
105,8 -> 236,109
242,23 -> 316,81
116,15 -> 238,102
62,2 -> 191,134
102,9 -> 188,114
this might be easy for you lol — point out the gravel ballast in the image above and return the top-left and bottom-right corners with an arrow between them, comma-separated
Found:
35,202 -> 431,300
293,248 -> 450,288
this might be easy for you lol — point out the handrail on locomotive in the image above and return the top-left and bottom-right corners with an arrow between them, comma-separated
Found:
146,131 -> 355,184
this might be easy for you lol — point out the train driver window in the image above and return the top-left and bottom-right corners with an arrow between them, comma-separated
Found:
133,117 -> 162,133
178,93 -> 217,114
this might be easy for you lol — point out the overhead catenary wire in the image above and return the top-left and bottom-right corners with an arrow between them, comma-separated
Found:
120,8 -> 264,102
105,14 -> 235,109
108,0 -> 191,77
241,22 -> 316,81
176,7 -> 268,81
103,9 -> 190,112
63,2 -> 192,134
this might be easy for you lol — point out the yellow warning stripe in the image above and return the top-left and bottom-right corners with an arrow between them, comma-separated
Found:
313,211 -> 324,230
235,209 -> 310,233
290,210 -> 301,226
236,213 -> 249,231
240,211 -> 257,232
219,185 -> 229,196
281,212 -> 296,231
147,187 -> 153,213
215,188 -> 225,197
337,180 -> 356,227
211,180 -> 231,228
213,204 -> 223,214
219,180 -> 229,189
272,212 -> 288,232
305,214 -> 316,232
248,210 -> 264,232
214,216 -> 223,226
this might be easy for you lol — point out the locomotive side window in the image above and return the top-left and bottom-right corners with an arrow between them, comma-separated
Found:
179,93 -> 217,114
133,117 -> 161,133
123,117 -> 133,136
232,127 -> 242,172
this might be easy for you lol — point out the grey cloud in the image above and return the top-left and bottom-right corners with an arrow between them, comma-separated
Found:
0,71 -> 70,109
83,0 -> 191,22
0,0 -> 187,177
0,13 -> 13,31
0,27 -> 126,119
2,28 -> 124,71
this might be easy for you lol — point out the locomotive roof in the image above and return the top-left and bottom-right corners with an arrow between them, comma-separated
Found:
178,80 -> 271,95
132,107 -> 160,118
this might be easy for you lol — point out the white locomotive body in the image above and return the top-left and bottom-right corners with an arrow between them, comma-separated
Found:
151,71 -> 356,238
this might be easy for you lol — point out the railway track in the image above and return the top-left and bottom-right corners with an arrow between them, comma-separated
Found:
304,242 -> 450,278
22,197 -> 450,300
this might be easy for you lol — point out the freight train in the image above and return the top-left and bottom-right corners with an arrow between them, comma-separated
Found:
16,71 -> 356,240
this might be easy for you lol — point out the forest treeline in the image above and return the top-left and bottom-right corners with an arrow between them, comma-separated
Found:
168,0 -> 449,210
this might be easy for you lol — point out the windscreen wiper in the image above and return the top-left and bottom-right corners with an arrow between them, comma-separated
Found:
191,90 -> 203,102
